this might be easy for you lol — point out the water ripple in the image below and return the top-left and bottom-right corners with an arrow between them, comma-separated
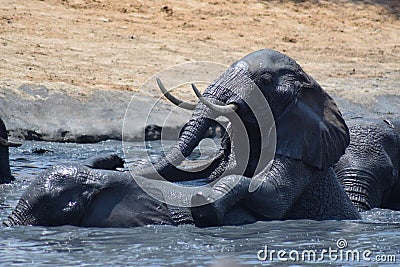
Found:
0,141 -> 399,266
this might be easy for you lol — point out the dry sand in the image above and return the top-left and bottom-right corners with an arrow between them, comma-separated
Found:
1,0 -> 399,101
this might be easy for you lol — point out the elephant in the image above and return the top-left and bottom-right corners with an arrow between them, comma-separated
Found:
334,118 -> 400,212
139,48 -> 361,226
2,155 -> 257,227
4,49 -> 361,227
0,117 -> 21,184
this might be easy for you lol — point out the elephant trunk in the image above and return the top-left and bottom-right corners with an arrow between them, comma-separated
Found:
335,168 -> 381,212
134,104 -> 217,181
2,199 -> 34,226
171,105 -> 214,159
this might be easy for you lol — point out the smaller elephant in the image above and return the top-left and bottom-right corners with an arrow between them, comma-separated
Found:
0,117 -> 21,184
334,118 -> 400,211
3,155 -> 257,227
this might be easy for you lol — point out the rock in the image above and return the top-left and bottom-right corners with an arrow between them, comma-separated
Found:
145,121 -> 227,142
0,83 -> 190,143
0,82 -> 398,144
31,148 -> 53,154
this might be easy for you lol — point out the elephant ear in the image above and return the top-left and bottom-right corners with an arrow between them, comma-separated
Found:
273,75 -> 350,170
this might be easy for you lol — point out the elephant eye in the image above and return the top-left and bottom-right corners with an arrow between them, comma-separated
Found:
260,73 -> 273,84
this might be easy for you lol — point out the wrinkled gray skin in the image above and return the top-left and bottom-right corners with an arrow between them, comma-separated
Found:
3,159 -> 256,227
0,117 -> 21,184
4,49 -> 360,227
172,49 -> 360,226
334,118 -> 400,212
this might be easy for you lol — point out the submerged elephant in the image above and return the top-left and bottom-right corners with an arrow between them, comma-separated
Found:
334,118 -> 400,212
2,158 -> 256,227
4,49 -> 360,227
0,117 -> 21,184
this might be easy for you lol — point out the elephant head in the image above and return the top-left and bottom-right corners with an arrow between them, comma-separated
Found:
135,49 -> 349,181
0,117 -> 21,184
334,118 -> 400,211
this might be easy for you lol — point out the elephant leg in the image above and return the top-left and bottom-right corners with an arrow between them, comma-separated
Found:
191,155 -> 359,227
191,156 -> 312,227
191,175 -> 250,227
243,156 -> 314,220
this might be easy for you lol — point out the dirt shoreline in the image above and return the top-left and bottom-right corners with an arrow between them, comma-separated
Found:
0,0 -> 399,141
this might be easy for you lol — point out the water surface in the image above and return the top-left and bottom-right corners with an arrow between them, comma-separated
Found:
1,141 -> 399,266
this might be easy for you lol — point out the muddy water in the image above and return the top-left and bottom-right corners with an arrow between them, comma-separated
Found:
0,139 -> 399,266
